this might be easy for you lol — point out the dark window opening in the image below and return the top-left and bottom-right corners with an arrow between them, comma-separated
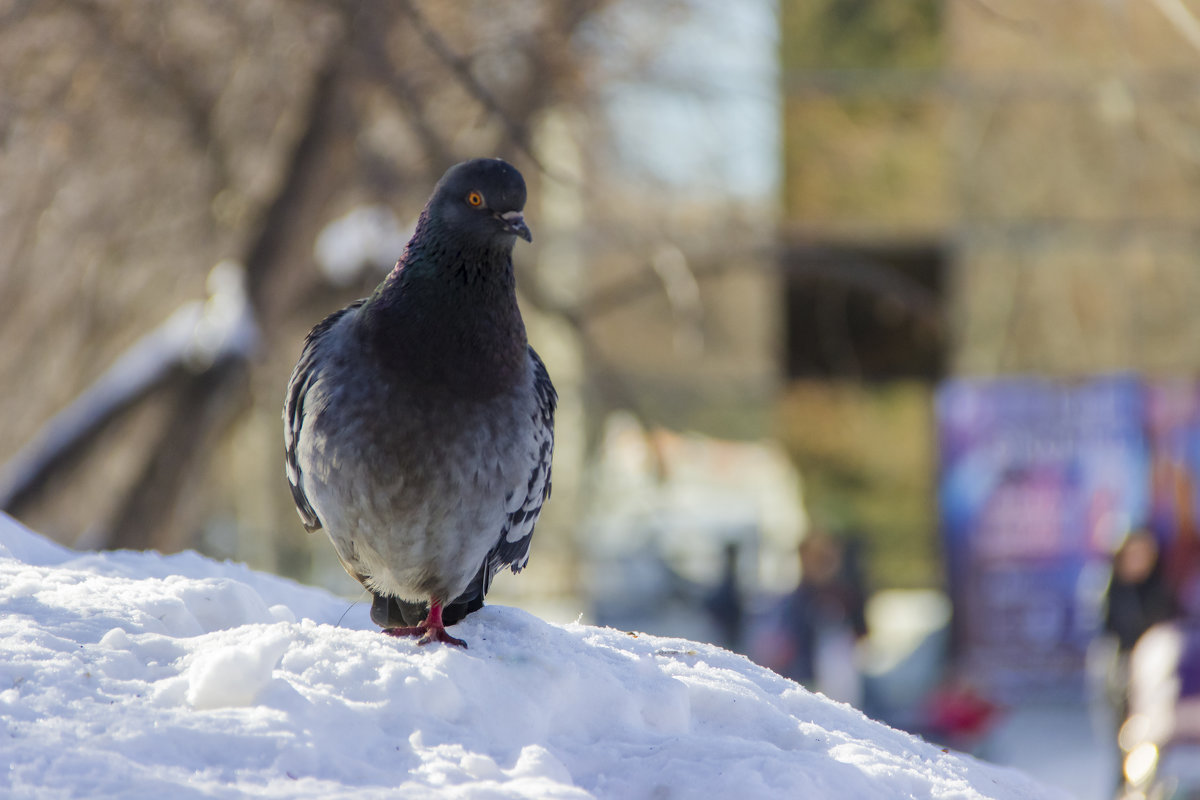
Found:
782,242 -> 945,381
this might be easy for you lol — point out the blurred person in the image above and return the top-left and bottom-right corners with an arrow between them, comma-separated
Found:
703,541 -> 745,653
755,530 -> 868,704
1105,530 -> 1177,656
1101,528 -> 1180,791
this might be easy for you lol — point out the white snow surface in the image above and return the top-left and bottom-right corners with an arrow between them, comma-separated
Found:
0,513 -> 1067,800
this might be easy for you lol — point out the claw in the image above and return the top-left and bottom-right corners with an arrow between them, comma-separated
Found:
419,627 -> 468,648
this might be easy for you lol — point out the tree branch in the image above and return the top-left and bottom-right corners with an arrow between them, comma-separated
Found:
1150,0 -> 1200,56
394,0 -> 548,172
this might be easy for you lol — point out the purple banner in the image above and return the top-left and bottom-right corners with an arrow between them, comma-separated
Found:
937,376 -> 1149,699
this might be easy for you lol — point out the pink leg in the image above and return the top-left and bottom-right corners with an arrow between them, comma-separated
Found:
383,601 -> 468,648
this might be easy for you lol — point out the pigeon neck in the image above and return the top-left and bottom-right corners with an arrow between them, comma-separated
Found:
362,230 -> 529,399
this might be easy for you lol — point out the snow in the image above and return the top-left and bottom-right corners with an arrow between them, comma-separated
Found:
313,205 -> 412,287
0,512 -> 1068,800
0,260 -> 257,511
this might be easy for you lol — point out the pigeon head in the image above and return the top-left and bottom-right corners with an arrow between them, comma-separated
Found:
428,158 -> 532,245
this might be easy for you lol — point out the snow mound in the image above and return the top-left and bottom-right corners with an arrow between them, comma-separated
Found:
0,513 -> 1066,799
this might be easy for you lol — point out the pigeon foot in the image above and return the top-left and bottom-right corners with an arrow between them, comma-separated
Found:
383,602 -> 467,648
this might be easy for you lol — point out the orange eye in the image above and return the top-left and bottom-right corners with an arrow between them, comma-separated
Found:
466,191 -> 484,207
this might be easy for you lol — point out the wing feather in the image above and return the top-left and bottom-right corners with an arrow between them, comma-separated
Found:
282,300 -> 365,532
482,346 -> 556,593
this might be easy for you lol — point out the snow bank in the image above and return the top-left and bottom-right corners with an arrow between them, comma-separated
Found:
0,513 -> 1066,800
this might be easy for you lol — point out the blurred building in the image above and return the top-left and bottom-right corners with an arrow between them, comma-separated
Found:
778,0 -> 1200,592
778,8 -> 1200,793
778,1 -> 944,591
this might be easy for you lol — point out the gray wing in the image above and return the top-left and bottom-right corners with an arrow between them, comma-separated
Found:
283,301 -> 364,532
482,346 -> 557,593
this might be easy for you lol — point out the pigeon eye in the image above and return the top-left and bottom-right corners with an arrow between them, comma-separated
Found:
466,191 -> 484,208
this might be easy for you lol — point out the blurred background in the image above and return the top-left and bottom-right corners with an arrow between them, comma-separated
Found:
4,1 -> 1200,797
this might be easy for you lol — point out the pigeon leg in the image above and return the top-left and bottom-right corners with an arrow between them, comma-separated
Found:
383,601 -> 467,648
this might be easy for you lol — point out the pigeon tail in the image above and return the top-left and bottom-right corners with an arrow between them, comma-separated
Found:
370,580 -> 483,629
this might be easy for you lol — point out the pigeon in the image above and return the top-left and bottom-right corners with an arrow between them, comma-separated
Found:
284,158 -> 556,648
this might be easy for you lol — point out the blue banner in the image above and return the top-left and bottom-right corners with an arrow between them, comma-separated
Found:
937,376 -> 1150,699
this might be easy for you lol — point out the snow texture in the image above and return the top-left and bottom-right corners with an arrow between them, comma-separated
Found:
0,512 -> 1068,800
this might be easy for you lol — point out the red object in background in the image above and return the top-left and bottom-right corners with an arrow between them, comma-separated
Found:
926,680 -> 1001,747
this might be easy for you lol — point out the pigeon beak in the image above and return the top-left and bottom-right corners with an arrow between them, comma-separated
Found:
499,210 -> 532,243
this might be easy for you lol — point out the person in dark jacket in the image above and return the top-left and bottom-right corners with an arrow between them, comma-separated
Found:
1105,529 -> 1177,653
765,531 -> 868,695
1103,527 -> 1179,762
